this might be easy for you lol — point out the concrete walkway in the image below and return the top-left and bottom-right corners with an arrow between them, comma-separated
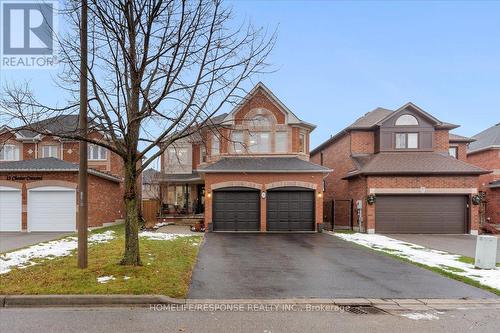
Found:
0,232 -> 71,253
388,234 -> 500,263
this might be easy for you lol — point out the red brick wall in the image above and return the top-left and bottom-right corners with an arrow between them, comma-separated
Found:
234,89 -> 286,125
0,172 -> 124,230
365,175 -> 480,232
467,149 -> 500,223
434,129 -> 450,153
310,133 -> 357,227
204,172 -> 324,231
350,131 -> 375,154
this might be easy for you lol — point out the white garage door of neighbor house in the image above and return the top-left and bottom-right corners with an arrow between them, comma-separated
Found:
28,187 -> 76,232
0,186 -> 22,231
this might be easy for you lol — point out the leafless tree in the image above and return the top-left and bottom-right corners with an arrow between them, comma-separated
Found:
0,0 -> 275,265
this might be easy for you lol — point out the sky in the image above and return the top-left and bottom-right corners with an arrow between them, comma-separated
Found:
1,0 -> 499,152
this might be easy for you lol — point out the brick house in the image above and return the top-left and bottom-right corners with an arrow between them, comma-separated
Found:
0,116 -> 125,231
310,103 -> 489,234
157,82 -> 330,232
467,123 -> 500,224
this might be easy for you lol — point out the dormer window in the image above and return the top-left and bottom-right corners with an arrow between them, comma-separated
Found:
395,133 -> 419,149
395,114 -> 419,126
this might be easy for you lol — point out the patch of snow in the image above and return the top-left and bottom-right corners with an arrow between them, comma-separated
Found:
97,275 -> 116,283
334,233 -> 500,290
123,276 -> 131,280
400,312 -> 440,321
0,231 -> 115,275
139,231 -> 195,241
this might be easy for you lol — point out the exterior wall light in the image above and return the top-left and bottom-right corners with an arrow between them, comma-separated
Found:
261,191 -> 266,199
207,192 -> 212,198
317,192 -> 323,198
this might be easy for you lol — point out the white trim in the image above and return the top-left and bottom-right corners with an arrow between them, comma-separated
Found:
369,187 -> 478,194
470,230 -> 479,236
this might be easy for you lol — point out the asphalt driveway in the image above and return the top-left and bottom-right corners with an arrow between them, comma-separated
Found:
388,234 -> 500,263
188,233 -> 495,299
0,232 -> 70,253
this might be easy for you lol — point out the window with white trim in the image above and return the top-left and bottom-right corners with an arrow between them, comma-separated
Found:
230,130 -> 245,153
275,131 -> 288,153
211,134 -> 220,156
449,146 -> 458,159
41,145 -> 59,158
249,131 -> 271,153
395,133 -> 418,149
298,133 -> 306,153
200,145 -> 207,162
395,114 -> 419,126
88,144 -> 108,160
0,144 -> 20,161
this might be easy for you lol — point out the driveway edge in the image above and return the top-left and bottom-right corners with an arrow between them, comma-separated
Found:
1,295 -> 183,308
1,295 -> 499,309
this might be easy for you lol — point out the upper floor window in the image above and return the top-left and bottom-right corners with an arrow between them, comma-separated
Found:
275,131 -> 288,153
395,133 -> 419,149
395,114 -> 419,126
88,144 -> 107,160
168,147 -> 189,165
41,145 -> 58,158
200,145 -> 207,163
211,134 -> 220,156
249,131 -> 271,153
299,133 -> 306,153
449,146 -> 458,159
250,114 -> 273,128
0,144 -> 20,161
230,130 -> 245,153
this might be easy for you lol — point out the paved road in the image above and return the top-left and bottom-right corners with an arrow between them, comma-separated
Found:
1,306 -> 499,333
388,234 -> 500,263
0,232 -> 70,253
189,233 -> 495,299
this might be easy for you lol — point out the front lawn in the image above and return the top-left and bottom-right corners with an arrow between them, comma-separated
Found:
0,225 -> 203,297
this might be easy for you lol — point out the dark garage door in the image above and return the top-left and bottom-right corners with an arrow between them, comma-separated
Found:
376,195 -> 467,234
213,188 -> 260,231
267,188 -> 315,231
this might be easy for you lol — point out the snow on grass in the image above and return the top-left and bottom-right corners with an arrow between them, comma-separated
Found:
334,233 -> 500,291
400,312 -> 440,321
97,275 -> 116,284
139,231 -> 196,241
0,231 -> 115,275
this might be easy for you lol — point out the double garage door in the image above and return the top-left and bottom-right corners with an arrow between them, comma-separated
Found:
212,187 -> 315,232
376,195 -> 468,234
0,186 -> 76,232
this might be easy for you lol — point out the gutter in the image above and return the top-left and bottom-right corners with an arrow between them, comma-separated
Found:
198,169 -> 332,174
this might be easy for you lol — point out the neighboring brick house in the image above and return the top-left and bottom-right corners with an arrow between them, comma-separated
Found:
0,116 -> 125,231
310,103 -> 489,234
467,123 -> 500,224
157,82 -> 331,232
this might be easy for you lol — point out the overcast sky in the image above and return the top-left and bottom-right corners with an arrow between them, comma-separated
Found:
1,0 -> 499,154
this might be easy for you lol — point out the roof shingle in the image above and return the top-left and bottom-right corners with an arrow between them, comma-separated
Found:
468,123 -> 500,153
198,157 -> 331,173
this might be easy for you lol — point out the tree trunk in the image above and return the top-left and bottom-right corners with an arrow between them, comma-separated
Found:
120,160 -> 141,266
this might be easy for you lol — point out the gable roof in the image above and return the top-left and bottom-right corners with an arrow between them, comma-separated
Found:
449,133 -> 475,143
468,123 -> 500,154
198,156 -> 331,173
0,157 -> 121,182
344,152 -> 489,179
311,103 -> 459,155
14,115 -> 82,139
223,82 -> 316,130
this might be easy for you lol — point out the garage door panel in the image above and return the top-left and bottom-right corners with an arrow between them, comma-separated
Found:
267,190 -> 315,231
0,187 -> 22,231
213,189 -> 260,231
28,188 -> 76,232
376,195 -> 466,234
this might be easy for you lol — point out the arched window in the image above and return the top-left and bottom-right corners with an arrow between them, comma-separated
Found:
252,115 -> 272,127
395,114 -> 418,126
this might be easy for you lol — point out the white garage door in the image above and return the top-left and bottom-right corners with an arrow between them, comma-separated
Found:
0,186 -> 22,231
28,187 -> 76,232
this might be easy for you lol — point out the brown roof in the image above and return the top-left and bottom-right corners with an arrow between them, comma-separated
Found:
345,152 -> 489,179
449,133 -> 475,143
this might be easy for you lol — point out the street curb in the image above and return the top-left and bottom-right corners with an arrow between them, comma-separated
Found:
1,295 -> 182,308
0,296 -> 498,308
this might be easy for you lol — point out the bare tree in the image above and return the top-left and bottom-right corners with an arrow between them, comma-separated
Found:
0,0 -> 275,265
